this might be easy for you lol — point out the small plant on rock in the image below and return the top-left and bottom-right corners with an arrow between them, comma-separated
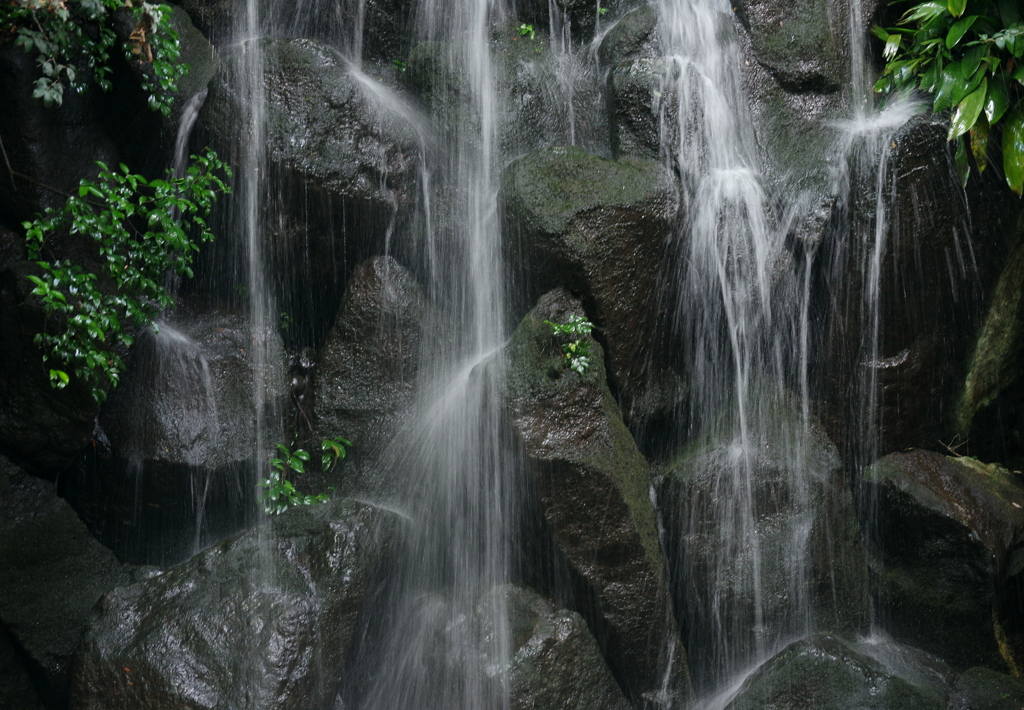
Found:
544,314 -> 595,375
259,438 -> 350,515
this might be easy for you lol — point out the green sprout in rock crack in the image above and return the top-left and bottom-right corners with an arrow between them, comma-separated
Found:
259,437 -> 351,515
598,6 -> 608,15
392,58 -> 407,72
544,314 -> 595,375
519,23 -> 536,40
279,311 -> 294,331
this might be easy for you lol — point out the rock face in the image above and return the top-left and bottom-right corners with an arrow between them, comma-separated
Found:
950,666 -> 1024,710
501,146 -> 682,437
725,634 -> 944,710
200,37 -> 424,342
861,450 -> 1024,673
71,499 -> 395,710
958,212 -> 1024,470
503,288 -> 690,707
0,455 -> 136,706
661,396 -> 869,688
477,585 -> 632,710
58,311 -> 288,566
314,256 -> 431,497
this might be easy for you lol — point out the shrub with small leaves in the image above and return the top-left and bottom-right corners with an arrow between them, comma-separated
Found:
872,0 -> 1024,193
24,149 -> 231,404
259,438 -> 350,515
1,0 -> 187,116
545,314 -> 595,375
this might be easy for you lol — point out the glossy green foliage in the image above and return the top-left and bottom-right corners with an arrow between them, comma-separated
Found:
1,0 -> 187,116
544,314 -> 595,375
259,438 -> 350,515
872,0 -> 1024,193
23,149 -> 231,404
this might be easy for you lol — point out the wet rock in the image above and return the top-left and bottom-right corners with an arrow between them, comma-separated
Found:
0,262 -> 100,475
861,449 -> 1024,672
599,5 -> 663,161
662,395 -> 869,689
0,626 -> 44,710
958,213 -> 1024,470
501,146 -> 682,434
815,115 -> 982,457
57,310 -> 287,566
950,666 -> 1024,710
503,288 -> 691,706
71,498 -> 396,710
0,454 -> 135,706
314,256 -> 432,497
477,584 -> 632,710
725,634 -> 944,710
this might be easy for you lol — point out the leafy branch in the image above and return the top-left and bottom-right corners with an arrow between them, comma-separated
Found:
1,0 -> 187,116
545,314 -> 595,375
24,149 -> 231,404
259,438 -> 351,515
872,0 -> 1024,193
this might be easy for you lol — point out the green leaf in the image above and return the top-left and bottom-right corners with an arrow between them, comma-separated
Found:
948,77 -> 987,140
902,1 -> 949,23
934,66 -> 971,112
1004,105 -> 1024,195
884,33 -> 902,60
985,75 -> 1011,124
947,0 -> 966,17
946,15 -> 978,47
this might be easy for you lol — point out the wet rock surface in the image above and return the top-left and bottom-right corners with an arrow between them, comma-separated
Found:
662,397 -> 869,688
0,455 -> 136,707
501,146 -> 682,434
861,449 -> 1024,672
477,584 -> 632,710
58,311 -> 287,566
71,499 -> 396,710
503,288 -> 690,706
950,666 -> 1024,710
314,256 -> 432,498
725,634 -> 945,710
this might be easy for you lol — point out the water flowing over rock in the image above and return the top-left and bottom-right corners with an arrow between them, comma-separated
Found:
861,449 -> 1024,673
501,146 -> 683,437
503,288 -> 691,707
71,499 -> 396,710
724,634 -> 945,710
661,396 -> 869,689
0,455 -> 136,705
58,312 -> 288,566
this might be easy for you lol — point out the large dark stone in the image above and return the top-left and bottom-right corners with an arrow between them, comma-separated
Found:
313,256 -> 432,498
58,310 -> 288,566
861,449 -> 1024,672
476,584 -> 632,710
662,395 -> 869,689
71,498 -> 396,710
950,666 -> 1024,710
725,634 -> 944,710
958,210 -> 1024,470
503,288 -> 691,707
0,455 -> 136,707
501,146 -> 683,435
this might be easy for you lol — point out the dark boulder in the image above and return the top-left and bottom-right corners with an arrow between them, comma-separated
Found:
950,666 -> 1024,710
313,256 -> 432,498
861,449 -> 1024,672
476,584 -> 632,710
725,634 -> 944,710
500,146 -> 682,436
0,455 -> 136,706
71,498 -> 396,710
503,288 -> 691,707
957,210 -> 1024,470
661,395 -> 869,688
59,310 -> 288,566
